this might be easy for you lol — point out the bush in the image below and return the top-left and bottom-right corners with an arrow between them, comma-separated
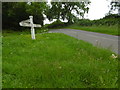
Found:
103,14 -> 120,19
47,20 -> 68,29
36,27 -> 49,33
76,14 -> 120,27
77,19 -> 92,26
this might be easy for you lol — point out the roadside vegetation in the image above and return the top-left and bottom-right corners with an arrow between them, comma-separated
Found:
2,1 -> 119,88
66,24 -> 118,35
47,14 -> 119,36
66,14 -> 119,35
2,31 -> 118,88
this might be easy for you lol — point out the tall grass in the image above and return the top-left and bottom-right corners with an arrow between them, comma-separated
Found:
66,24 -> 119,36
2,31 -> 118,88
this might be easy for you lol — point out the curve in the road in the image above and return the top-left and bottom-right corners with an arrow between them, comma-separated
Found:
49,29 -> 119,54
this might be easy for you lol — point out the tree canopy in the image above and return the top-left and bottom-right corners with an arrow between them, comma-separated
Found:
2,2 -> 28,30
2,1 -> 90,30
2,2 -> 48,30
45,2 -> 90,24
109,1 -> 120,15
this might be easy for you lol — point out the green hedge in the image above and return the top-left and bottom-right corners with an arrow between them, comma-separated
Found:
45,14 -> 119,29
46,20 -> 68,29
76,18 -> 119,26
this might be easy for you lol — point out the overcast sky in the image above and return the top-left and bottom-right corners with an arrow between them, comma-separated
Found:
86,0 -> 111,20
44,0 -> 112,24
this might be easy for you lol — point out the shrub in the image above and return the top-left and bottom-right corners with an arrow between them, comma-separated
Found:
36,27 -> 49,33
47,20 -> 68,29
76,14 -> 119,27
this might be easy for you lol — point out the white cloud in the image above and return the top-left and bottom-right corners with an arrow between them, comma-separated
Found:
86,0 -> 111,20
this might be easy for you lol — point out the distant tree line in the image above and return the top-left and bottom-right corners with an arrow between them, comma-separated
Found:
76,14 -> 120,26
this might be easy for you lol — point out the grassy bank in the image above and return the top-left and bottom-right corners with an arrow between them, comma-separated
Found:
66,24 -> 119,36
2,31 -> 118,88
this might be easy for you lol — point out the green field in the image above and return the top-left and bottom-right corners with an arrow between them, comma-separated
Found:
66,24 -> 119,36
2,31 -> 118,88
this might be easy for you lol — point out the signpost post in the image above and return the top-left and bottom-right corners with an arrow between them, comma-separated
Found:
30,16 -> 35,39
19,16 -> 41,40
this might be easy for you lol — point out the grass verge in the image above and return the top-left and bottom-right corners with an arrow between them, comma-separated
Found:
66,24 -> 119,36
2,31 -> 118,88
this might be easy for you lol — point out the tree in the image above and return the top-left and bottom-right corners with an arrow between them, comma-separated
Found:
44,2 -> 63,21
109,1 -> 120,15
45,1 -> 90,24
61,2 -> 90,23
25,2 -> 48,26
2,2 -> 48,30
2,2 -> 29,30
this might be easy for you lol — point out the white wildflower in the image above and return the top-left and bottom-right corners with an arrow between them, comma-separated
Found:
46,37 -> 49,39
111,54 -> 117,59
10,52 -> 13,54
58,66 -> 62,69
49,31 -> 52,33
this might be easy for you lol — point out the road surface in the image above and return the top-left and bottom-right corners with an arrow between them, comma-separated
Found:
49,29 -> 119,54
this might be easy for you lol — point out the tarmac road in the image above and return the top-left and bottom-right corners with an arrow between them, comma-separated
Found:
49,29 -> 119,54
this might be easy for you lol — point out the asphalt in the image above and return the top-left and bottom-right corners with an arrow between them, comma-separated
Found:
49,29 -> 119,54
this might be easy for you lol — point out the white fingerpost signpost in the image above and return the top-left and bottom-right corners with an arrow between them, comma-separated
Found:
19,16 -> 41,40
